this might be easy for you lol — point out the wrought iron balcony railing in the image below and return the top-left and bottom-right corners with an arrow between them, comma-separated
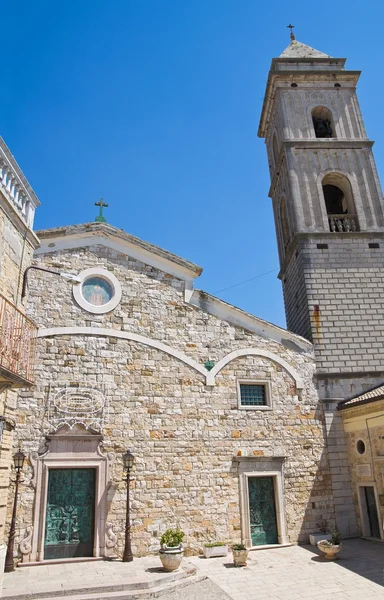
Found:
328,214 -> 358,233
0,293 -> 37,386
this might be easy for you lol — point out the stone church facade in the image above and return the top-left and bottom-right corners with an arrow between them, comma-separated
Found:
5,35 -> 384,564
15,222 -> 334,560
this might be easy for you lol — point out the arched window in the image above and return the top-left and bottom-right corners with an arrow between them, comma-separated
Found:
280,197 -> 290,251
322,173 -> 358,232
273,134 -> 278,166
312,106 -> 335,138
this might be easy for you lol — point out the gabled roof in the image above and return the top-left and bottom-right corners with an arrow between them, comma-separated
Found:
35,221 -> 314,355
36,222 -> 203,282
338,383 -> 384,411
279,39 -> 330,59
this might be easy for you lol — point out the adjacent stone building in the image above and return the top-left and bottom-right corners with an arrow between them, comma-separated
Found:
338,388 -> 384,541
0,138 -> 40,576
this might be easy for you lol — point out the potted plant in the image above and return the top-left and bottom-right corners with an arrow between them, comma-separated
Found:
317,527 -> 342,560
159,528 -> 185,571
309,518 -> 332,546
231,543 -> 249,567
202,541 -> 228,558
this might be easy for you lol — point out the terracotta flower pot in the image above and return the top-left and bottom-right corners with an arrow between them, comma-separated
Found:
317,541 -> 342,560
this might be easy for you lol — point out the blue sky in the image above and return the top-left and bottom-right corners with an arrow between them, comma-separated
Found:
3,0 -> 384,328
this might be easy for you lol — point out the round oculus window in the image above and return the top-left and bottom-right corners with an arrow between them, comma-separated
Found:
82,277 -> 114,306
356,440 -> 366,455
73,268 -> 122,314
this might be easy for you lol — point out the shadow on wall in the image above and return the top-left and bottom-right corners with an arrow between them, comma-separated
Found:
297,398 -> 358,544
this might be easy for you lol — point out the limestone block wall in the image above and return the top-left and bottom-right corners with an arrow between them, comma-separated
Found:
0,205 -> 35,303
0,198 -> 37,551
282,234 -> 384,376
342,401 -> 384,539
10,244 -> 335,557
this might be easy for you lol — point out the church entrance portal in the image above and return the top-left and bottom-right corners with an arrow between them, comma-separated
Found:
248,476 -> 278,546
44,468 -> 96,560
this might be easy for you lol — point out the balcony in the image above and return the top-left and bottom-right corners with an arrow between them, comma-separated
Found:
0,136 -> 40,229
328,214 -> 358,233
0,293 -> 38,387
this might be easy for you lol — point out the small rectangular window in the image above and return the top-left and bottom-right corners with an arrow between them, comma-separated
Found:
240,384 -> 267,407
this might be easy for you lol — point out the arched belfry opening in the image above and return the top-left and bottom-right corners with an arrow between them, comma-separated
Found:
312,106 -> 335,138
322,173 -> 358,232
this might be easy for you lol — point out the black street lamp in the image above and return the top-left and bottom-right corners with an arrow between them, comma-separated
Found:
122,449 -> 135,562
4,449 -> 26,573
21,265 -> 81,299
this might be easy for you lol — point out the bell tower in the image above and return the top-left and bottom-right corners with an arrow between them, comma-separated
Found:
259,36 -> 384,401
259,35 -> 384,537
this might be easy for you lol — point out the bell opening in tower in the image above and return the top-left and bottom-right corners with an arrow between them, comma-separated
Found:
322,174 -> 358,233
312,106 -> 335,138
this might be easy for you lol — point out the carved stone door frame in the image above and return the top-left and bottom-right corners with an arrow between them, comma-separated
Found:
234,456 -> 288,548
26,426 -> 115,563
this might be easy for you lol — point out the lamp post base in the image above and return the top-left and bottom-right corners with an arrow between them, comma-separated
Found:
122,553 -> 133,562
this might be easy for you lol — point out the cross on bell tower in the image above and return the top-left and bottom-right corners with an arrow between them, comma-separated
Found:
286,24 -> 295,40
258,38 -> 384,400
95,198 -> 108,223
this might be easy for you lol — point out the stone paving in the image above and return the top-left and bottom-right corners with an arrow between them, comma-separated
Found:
2,539 -> 384,600
187,539 -> 384,599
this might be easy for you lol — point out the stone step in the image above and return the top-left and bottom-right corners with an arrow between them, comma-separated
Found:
13,575 -> 206,600
1,565 -> 197,600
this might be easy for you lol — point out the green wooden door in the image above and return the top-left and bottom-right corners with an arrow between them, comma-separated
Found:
44,469 -> 95,560
248,477 -> 278,546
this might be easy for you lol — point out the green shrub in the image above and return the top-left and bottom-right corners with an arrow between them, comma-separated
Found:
160,528 -> 185,547
232,543 -> 246,551
204,541 -> 226,548
330,526 -> 341,545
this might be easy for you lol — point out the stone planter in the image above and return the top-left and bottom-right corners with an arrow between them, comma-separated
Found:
159,544 -> 184,571
309,533 -> 332,546
317,541 -> 342,560
202,544 -> 228,558
232,548 -> 249,567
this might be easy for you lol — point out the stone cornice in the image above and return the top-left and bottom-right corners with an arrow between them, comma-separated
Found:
339,398 -> 384,418
284,139 -> 373,150
259,68 -> 360,138
278,232 -> 384,280
35,222 -> 202,282
189,289 -> 312,354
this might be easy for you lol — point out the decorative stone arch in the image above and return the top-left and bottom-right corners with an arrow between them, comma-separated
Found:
205,348 -> 304,389
37,327 -> 208,383
316,169 -> 361,232
37,328 -> 304,389
25,425 -> 115,563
